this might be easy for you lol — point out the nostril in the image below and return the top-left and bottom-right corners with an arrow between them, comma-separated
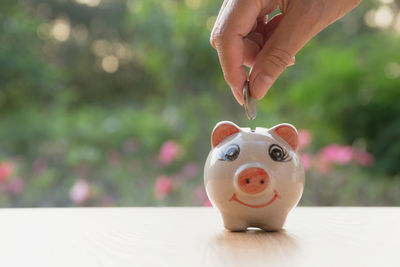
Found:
237,167 -> 269,194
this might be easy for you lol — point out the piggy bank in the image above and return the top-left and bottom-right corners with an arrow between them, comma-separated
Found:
204,121 -> 305,231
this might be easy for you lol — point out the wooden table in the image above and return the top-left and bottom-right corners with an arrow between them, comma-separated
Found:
0,207 -> 398,267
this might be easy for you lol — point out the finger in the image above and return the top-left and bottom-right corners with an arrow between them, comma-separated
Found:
210,0 -> 277,104
214,36 -> 247,105
243,15 -> 267,67
210,0 -> 230,49
249,0 -> 361,100
255,15 -> 268,34
249,5 -> 321,99
262,15 -> 295,67
243,37 -> 261,67
212,0 -> 245,104
210,0 -> 230,50
250,19 -> 258,32
231,85 -> 244,105
261,13 -> 284,41
244,13 -> 283,66
288,56 -> 295,66
243,14 -> 283,71
215,0 -> 230,26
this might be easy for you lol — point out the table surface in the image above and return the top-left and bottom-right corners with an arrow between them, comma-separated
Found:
0,207 -> 399,267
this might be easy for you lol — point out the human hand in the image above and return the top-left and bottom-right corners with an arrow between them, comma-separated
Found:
210,0 -> 362,105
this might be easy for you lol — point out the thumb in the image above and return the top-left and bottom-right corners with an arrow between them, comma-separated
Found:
249,3 -> 327,100
249,0 -> 362,100
249,46 -> 294,99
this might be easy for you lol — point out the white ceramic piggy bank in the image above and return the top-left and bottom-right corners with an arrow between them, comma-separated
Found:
204,121 -> 305,231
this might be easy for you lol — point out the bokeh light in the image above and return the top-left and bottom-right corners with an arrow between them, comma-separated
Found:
51,18 -> 71,42
101,55 -> 119,73
385,62 -> 400,79
75,0 -> 101,7
379,0 -> 394,4
72,24 -> 89,43
364,5 -> 395,29
185,0 -> 202,9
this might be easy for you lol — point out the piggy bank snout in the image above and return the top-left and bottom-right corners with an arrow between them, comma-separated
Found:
236,167 -> 269,195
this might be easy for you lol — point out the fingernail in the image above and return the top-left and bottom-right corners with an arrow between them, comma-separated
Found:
252,74 -> 273,99
288,57 -> 295,66
231,87 -> 244,106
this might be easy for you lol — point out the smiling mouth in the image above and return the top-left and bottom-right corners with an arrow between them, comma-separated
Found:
229,190 -> 280,208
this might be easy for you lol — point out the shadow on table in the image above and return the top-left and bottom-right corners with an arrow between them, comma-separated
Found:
206,228 -> 299,266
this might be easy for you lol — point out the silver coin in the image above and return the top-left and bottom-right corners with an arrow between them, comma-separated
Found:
243,80 -> 257,120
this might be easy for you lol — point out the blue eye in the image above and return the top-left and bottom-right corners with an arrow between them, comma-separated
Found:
220,144 -> 240,161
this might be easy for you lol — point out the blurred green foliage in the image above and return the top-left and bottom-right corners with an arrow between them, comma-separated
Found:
0,0 -> 399,207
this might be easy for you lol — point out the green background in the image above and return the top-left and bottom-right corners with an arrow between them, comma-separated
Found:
0,0 -> 399,207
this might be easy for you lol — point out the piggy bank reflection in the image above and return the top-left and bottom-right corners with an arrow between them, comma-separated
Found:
204,121 -> 305,231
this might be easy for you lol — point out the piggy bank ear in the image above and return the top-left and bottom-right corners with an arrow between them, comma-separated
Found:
269,123 -> 299,151
211,121 -> 240,148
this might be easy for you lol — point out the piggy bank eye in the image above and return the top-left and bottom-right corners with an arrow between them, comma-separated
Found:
220,144 -> 240,161
269,144 -> 290,162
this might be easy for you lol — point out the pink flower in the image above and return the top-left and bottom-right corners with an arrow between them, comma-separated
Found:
316,144 -> 357,174
320,145 -> 354,165
154,175 -> 173,200
158,141 -> 181,166
192,185 -> 208,204
298,129 -> 312,151
7,178 -> 24,194
192,185 -> 213,207
0,162 -> 15,182
355,151 -> 375,167
316,158 -> 332,174
301,153 -> 312,171
182,162 -> 199,178
69,179 -> 90,205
